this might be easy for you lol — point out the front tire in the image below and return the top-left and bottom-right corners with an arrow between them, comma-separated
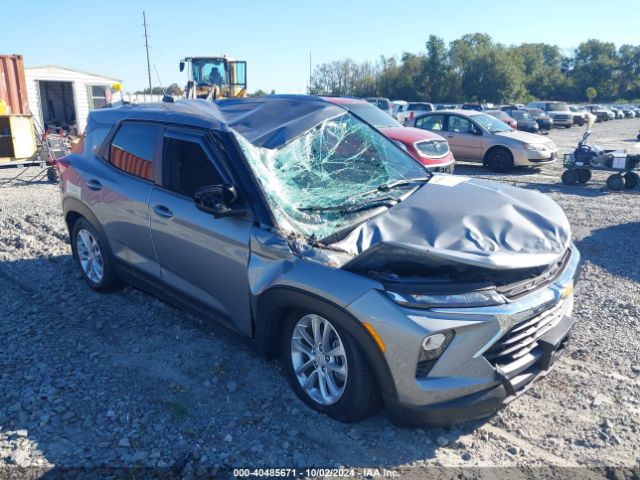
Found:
71,218 -> 120,292
46,167 -> 58,183
624,172 -> 639,189
281,311 -> 381,423
561,169 -> 578,185
485,148 -> 514,173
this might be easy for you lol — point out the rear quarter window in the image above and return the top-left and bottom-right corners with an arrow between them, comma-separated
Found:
109,123 -> 159,181
82,121 -> 112,155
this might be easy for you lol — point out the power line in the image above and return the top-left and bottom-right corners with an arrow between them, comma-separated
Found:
143,11 -> 152,93
55,25 -> 140,60
63,34 -> 144,65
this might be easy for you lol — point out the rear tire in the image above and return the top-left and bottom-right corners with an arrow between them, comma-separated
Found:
606,174 -> 624,191
71,218 -> 120,292
561,170 -> 578,185
281,310 -> 381,423
485,148 -> 514,173
577,169 -> 592,183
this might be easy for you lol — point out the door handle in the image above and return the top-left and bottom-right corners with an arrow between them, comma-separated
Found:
153,205 -> 173,218
446,134 -> 455,138
86,179 -> 102,191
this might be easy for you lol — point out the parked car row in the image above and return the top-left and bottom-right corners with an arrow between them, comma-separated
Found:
334,96 -> 561,174
372,97 -> 640,135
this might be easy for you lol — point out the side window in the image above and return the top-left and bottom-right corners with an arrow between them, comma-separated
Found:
109,123 -> 159,181
447,115 -> 474,134
416,114 -> 444,131
164,137 -> 224,198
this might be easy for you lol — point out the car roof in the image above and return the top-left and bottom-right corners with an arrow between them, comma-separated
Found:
89,95 -> 346,149
424,109 -> 484,116
322,96 -> 368,105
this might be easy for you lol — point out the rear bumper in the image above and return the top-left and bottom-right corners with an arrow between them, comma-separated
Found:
386,312 -> 575,427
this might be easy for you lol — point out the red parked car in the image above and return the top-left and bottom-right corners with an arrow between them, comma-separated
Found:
324,97 -> 455,173
487,110 -> 517,129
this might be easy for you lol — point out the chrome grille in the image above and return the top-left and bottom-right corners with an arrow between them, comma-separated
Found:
484,300 -> 569,391
415,139 -> 449,158
485,300 -> 565,366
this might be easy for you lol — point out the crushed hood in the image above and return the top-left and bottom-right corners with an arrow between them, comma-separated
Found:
333,175 -> 571,271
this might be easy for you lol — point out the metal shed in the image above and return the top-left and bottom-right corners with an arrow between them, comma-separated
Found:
24,65 -> 121,134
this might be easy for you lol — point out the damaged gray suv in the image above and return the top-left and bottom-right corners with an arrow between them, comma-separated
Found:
57,96 -> 580,426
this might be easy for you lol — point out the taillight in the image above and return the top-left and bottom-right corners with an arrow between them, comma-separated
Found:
71,134 -> 85,154
410,111 -> 414,120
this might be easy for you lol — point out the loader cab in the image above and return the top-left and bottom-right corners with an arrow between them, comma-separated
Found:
180,56 -> 247,99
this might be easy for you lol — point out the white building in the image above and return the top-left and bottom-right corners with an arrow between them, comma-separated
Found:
24,65 -> 121,134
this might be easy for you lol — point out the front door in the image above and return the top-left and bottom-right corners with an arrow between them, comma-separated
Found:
148,128 -> 253,334
444,114 -> 483,162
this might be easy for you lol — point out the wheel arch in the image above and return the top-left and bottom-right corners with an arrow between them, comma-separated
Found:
254,286 -> 398,400
482,144 -> 513,165
63,197 -> 114,259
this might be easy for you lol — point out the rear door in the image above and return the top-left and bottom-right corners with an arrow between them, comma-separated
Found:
443,114 -> 483,162
84,122 -> 162,278
148,128 -> 253,334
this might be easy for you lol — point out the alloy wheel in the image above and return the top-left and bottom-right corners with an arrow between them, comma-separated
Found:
76,228 -> 104,284
290,314 -> 348,406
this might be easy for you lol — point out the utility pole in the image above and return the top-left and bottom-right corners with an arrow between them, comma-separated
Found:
143,11 -> 152,94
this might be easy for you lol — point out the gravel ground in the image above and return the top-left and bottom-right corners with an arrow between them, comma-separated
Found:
0,119 -> 639,479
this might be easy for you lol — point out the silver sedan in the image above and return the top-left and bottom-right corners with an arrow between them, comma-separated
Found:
412,110 -> 558,173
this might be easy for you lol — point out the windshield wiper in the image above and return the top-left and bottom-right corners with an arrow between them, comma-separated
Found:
347,176 -> 431,201
299,197 -> 399,214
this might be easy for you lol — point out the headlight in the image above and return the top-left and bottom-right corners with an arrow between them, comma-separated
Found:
386,289 -> 505,309
525,144 -> 546,151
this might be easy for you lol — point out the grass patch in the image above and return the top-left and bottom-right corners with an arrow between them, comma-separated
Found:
167,401 -> 189,421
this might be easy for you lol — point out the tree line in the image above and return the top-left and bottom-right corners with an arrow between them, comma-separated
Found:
309,33 -> 640,104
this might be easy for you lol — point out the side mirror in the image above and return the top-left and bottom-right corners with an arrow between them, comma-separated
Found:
471,126 -> 482,136
194,185 -> 246,218
179,61 -> 185,72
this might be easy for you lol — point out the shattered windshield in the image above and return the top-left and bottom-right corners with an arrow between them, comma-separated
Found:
235,112 -> 427,239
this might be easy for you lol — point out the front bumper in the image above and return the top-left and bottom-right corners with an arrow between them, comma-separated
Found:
512,147 -> 558,166
551,119 -> 573,127
386,311 -> 575,427
424,160 -> 455,174
347,246 -> 580,427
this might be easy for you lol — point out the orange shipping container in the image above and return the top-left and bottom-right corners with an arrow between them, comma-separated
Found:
0,54 -> 29,115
